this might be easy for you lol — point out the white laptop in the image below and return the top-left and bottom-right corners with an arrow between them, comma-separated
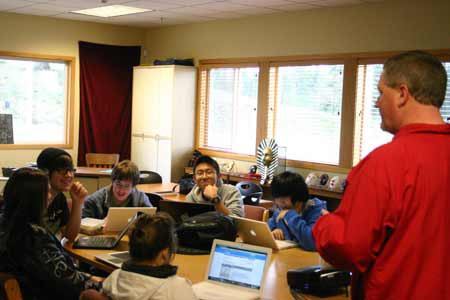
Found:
104,207 -> 157,231
96,251 -> 130,268
233,216 -> 299,251
192,239 -> 272,300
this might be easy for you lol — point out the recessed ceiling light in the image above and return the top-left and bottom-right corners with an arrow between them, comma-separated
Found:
71,5 -> 151,18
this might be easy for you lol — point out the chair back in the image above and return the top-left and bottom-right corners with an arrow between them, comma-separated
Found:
244,205 -> 269,222
85,153 -> 119,168
236,181 -> 263,206
0,272 -> 23,300
139,171 -> 163,184
146,192 -> 164,209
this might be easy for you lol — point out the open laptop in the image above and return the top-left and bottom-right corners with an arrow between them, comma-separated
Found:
73,213 -> 139,249
159,200 -> 215,224
96,251 -> 131,268
233,217 -> 299,251
104,207 -> 156,231
192,239 -> 272,300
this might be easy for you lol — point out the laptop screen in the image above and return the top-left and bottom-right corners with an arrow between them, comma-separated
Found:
208,244 -> 268,290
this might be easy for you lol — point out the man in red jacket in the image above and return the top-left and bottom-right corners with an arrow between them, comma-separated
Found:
313,51 -> 450,300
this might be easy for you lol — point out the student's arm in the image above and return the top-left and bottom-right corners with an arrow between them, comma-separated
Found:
63,181 -> 87,242
22,227 -> 99,298
312,154 -> 396,272
283,210 -> 316,251
217,187 -> 244,217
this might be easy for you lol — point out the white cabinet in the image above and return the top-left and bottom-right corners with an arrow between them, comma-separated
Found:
131,65 -> 196,182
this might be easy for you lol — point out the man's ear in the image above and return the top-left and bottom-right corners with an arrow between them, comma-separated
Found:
397,83 -> 410,108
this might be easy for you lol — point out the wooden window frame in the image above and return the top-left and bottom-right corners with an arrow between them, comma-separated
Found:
196,50 -> 450,174
0,51 -> 75,150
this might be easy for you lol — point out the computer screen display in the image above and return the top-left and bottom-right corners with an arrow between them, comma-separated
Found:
208,244 -> 268,289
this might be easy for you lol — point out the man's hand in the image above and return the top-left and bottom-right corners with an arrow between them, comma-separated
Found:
203,184 -> 219,202
276,209 -> 289,222
272,229 -> 284,240
70,181 -> 88,206
321,209 -> 330,216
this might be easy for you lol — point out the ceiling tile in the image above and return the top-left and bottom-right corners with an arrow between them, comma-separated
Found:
156,0 -> 218,5
274,3 -> 320,11
230,0 -> 295,7
120,0 -> 182,10
310,0 -> 362,6
9,6 -> 62,16
166,6 -> 219,15
207,11 -> 247,19
235,6 -> 279,15
0,0 -> 33,11
194,1 -> 252,12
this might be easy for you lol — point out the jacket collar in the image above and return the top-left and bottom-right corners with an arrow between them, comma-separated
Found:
122,260 -> 178,278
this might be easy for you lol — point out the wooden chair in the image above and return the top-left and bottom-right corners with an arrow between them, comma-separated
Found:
85,153 -> 119,168
244,205 -> 269,222
0,272 -> 23,300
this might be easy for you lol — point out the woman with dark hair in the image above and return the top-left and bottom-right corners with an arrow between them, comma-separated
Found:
0,168 -> 101,300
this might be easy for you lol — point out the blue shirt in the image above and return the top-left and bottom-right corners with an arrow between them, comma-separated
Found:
268,198 -> 326,251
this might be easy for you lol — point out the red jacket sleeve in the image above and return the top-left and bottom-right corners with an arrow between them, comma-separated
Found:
312,150 -> 400,273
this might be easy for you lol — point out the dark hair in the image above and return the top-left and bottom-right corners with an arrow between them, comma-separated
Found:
2,168 -> 49,232
383,50 -> 447,108
271,171 -> 309,205
111,160 -> 140,186
128,213 -> 177,261
193,156 -> 220,175
37,147 -> 73,175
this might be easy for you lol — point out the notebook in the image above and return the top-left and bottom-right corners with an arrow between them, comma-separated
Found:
73,213 -> 139,249
193,239 -> 272,300
232,216 -> 299,251
104,207 -> 157,231
159,200 -> 215,224
95,251 -> 131,268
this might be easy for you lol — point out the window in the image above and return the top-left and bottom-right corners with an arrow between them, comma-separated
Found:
353,60 -> 450,165
197,50 -> 450,172
268,64 -> 344,165
197,66 -> 259,155
0,52 -> 74,148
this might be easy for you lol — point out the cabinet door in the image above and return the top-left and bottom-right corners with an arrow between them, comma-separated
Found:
156,138 -> 172,182
132,68 -> 160,135
131,135 -> 157,172
157,67 -> 174,138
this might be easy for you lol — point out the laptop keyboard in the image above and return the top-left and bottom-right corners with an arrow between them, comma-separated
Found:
80,236 -> 115,247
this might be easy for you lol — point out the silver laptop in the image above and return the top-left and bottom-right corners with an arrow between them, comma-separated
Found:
192,239 -> 272,300
104,207 -> 156,231
233,216 -> 299,251
96,251 -> 131,268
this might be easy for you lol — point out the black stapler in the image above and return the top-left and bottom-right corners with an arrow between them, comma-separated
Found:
287,265 -> 351,297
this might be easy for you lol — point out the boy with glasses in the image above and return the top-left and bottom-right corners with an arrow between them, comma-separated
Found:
37,147 -> 87,242
186,155 -> 243,217
82,160 -> 151,219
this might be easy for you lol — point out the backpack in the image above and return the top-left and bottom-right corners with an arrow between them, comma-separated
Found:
179,175 -> 195,195
176,211 -> 237,254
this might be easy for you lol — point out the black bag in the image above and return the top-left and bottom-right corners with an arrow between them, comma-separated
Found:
179,176 -> 195,195
176,212 -> 237,254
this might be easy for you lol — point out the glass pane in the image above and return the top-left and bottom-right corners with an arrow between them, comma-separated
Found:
207,67 -> 258,155
0,58 -> 67,144
441,62 -> 450,123
358,64 -> 392,161
274,64 -> 344,165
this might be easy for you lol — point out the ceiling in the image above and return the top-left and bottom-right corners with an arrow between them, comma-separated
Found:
0,0 -> 383,28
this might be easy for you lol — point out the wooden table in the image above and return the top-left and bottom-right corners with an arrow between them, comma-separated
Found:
64,240 -> 347,300
136,183 -> 274,209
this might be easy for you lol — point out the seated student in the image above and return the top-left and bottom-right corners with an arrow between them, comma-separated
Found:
100,213 -> 197,300
37,147 -> 87,241
0,168 -> 101,300
186,156 -> 244,217
82,160 -> 151,219
268,171 -> 326,251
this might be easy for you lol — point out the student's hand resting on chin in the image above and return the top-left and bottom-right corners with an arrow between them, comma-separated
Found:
203,184 -> 219,202
272,229 -> 284,240
70,181 -> 88,205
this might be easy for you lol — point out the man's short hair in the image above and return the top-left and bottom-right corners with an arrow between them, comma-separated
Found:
111,160 -> 140,186
271,171 -> 309,205
129,213 -> 177,261
193,155 -> 220,175
383,50 -> 447,108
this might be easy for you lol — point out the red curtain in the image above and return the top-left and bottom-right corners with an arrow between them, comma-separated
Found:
78,41 -> 141,166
